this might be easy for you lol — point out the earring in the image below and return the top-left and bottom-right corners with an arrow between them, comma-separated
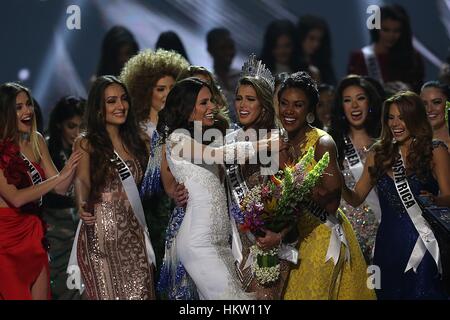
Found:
392,137 -> 397,144
306,112 -> 315,124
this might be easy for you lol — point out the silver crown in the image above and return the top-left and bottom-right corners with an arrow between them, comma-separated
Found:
240,54 -> 275,91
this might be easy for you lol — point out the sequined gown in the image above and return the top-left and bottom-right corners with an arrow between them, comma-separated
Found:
283,128 -> 376,300
374,144 -> 449,299
77,159 -> 155,300
340,148 -> 379,263
166,132 -> 253,300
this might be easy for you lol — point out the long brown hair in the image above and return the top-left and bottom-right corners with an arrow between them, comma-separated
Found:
83,76 -> 149,200
369,91 -> 433,182
0,82 -> 41,160
236,76 -> 276,131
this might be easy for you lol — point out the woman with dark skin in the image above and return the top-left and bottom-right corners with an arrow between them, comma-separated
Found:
275,72 -> 375,300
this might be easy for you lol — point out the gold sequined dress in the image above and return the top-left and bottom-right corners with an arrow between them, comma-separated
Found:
77,159 -> 155,300
283,128 -> 376,300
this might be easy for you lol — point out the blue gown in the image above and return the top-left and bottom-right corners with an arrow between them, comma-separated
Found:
374,168 -> 449,300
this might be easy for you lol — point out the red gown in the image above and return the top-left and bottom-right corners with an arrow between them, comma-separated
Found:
0,139 -> 50,300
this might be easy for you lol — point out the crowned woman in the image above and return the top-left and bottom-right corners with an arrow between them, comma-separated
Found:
224,55 -> 295,299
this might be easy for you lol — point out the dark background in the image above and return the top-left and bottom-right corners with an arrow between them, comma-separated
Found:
0,0 -> 448,125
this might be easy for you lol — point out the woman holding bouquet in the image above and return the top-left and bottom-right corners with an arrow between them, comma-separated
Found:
277,72 -> 375,299
0,83 -> 81,299
225,55 -> 293,299
342,91 -> 450,299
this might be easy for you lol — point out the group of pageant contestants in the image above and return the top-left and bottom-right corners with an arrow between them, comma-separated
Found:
1,47 -> 450,300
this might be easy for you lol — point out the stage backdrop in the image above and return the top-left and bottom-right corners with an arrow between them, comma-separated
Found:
0,0 -> 448,126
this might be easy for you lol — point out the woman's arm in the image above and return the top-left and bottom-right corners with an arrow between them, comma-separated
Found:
37,133 -> 76,195
170,132 -> 276,164
311,135 -> 343,214
341,150 -> 376,207
73,138 -> 95,225
0,148 -> 81,208
0,169 -> 61,208
160,146 -> 189,207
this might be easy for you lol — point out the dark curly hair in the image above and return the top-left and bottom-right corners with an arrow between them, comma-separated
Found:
369,91 -> 433,183
157,77 -> 212,143
329,75 -> 382,166
83,76 -> 149,200
277,71 -> 321,128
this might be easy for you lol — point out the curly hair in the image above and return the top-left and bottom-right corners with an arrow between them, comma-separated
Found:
120,49 -> 189,123
277,71 -> 321,128
369,91 -> 433,183
83,76 -> 149,201
329,75 -> 382,166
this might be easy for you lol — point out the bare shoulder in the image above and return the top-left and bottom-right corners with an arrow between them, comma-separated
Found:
432,141 -> 450,166
316,133 -> 338,158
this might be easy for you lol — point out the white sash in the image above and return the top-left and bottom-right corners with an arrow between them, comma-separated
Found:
343,136 -> 382,222
67,151 -> 156,293
362,45 -> 384,84
392,153 -> 441,273
20,153 -> 43,206
225,131 -> 298,266
304,199 -> 350,265
110,151 -> 156,268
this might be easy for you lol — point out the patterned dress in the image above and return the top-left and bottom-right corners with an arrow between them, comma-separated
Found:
283,128 -> 376,300
340,147 -> 379,264
77,159 -> 155,300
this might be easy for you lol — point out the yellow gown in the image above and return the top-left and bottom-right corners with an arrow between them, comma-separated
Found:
283,128 -> 376,300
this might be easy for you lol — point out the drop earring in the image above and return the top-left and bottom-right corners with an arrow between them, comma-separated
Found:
306,112 -> 315,124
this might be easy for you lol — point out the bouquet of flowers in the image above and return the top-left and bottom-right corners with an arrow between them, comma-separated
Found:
232,147 -> 330,285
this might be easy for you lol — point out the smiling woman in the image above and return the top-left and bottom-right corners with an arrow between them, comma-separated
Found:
70,75 -> 156,300
0,82 -> 82,300
420,81 -> 450,149
342,91 -> 450,299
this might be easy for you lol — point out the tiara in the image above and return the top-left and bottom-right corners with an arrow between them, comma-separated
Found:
240,54 -> 275,91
